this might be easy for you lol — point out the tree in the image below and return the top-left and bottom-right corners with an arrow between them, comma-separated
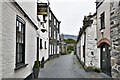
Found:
64,38 -> 76,54
64,38 -> 76,44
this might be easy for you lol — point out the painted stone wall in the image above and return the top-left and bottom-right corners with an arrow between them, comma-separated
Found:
85,15 -> 100,68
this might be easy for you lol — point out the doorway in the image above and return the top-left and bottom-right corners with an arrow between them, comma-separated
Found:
100,43 -> 111,76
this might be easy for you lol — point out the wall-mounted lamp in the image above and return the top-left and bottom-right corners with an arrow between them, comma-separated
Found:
100,29 -> 104,38
100,29 -> 104,34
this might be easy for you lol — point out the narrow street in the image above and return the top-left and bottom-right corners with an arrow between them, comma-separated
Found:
38,54 -> 111,78
1,0 -> 120,79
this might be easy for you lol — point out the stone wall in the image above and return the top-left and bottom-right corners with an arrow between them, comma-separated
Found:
110,1 -> 120,78
85,15 -> 100,68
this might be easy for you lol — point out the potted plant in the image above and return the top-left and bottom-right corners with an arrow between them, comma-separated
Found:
33,60 -> 40,79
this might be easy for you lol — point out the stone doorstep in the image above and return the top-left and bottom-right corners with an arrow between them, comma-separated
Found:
99,73 -> 112,78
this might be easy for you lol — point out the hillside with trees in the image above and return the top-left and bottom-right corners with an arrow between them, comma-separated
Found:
64,38 -> 76,54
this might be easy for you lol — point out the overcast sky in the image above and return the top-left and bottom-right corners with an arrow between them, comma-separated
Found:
49,0 -> 96,36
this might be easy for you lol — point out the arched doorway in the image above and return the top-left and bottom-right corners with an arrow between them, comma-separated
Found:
97,38 -> 111,76
100,43 -> 111,76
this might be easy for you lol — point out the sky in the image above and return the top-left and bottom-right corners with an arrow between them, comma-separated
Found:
49,0 -> 96,36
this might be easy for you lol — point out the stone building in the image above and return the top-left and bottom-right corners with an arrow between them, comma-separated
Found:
48,8 -> 61,59
76,13 -> 99,68
96,0 -> 111,76
96,0 -> 120,78
110,0 -> 120,78
37,0 -> 49,65
60,34 -> 67,55
84,13 -> 100,68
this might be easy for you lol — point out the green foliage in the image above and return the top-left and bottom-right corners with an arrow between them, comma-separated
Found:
94,67 -> 101,73
64,38 -> 76,44
67,45 -> 74,51
86,66 -> 94,70
64,38 -> 76,53
33,61 -> 40,68
67,50 -> 72,53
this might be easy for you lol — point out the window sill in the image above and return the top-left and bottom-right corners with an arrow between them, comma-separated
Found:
14,63 -> 28,70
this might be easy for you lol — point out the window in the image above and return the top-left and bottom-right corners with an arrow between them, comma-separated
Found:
49,27 -> 51,37
43,15 -> 47,23
51,45 -> 52,55
40,39 -> 43,49
16,15 -> 25,68
110,12 -> 114,16
54,19 -> 56,25
54,31 -> 56,39
91,52 -> 94,55
100,12 -> 105,30
110,21 -> 114,25
119,1 -> 120,6
45,41 -> 47,49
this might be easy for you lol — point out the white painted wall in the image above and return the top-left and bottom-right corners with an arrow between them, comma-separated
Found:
85,15 -> 100,68
39,0 -> 48,3
76,39 -> 81,59
57,46 -> 59,54
49,44 -> 52,55
0,0 -> 2,79
96,0 -> 110,69
80,34 -> 85,62
38,15 -> 49,62
2,2 -> 37,78
97,0 -> 110,42
57,34 -> 60,54
16,0 -> 38,25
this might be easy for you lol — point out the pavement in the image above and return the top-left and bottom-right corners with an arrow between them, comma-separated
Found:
37,54 -> 112,78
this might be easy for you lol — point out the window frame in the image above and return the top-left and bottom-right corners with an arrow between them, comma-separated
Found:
40,38 -> 43,49
45,41 -> 47,49
15,15 -> 27,69
100,12 -> 105,30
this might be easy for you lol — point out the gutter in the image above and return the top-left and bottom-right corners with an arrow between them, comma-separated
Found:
96,0 -> 104,9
